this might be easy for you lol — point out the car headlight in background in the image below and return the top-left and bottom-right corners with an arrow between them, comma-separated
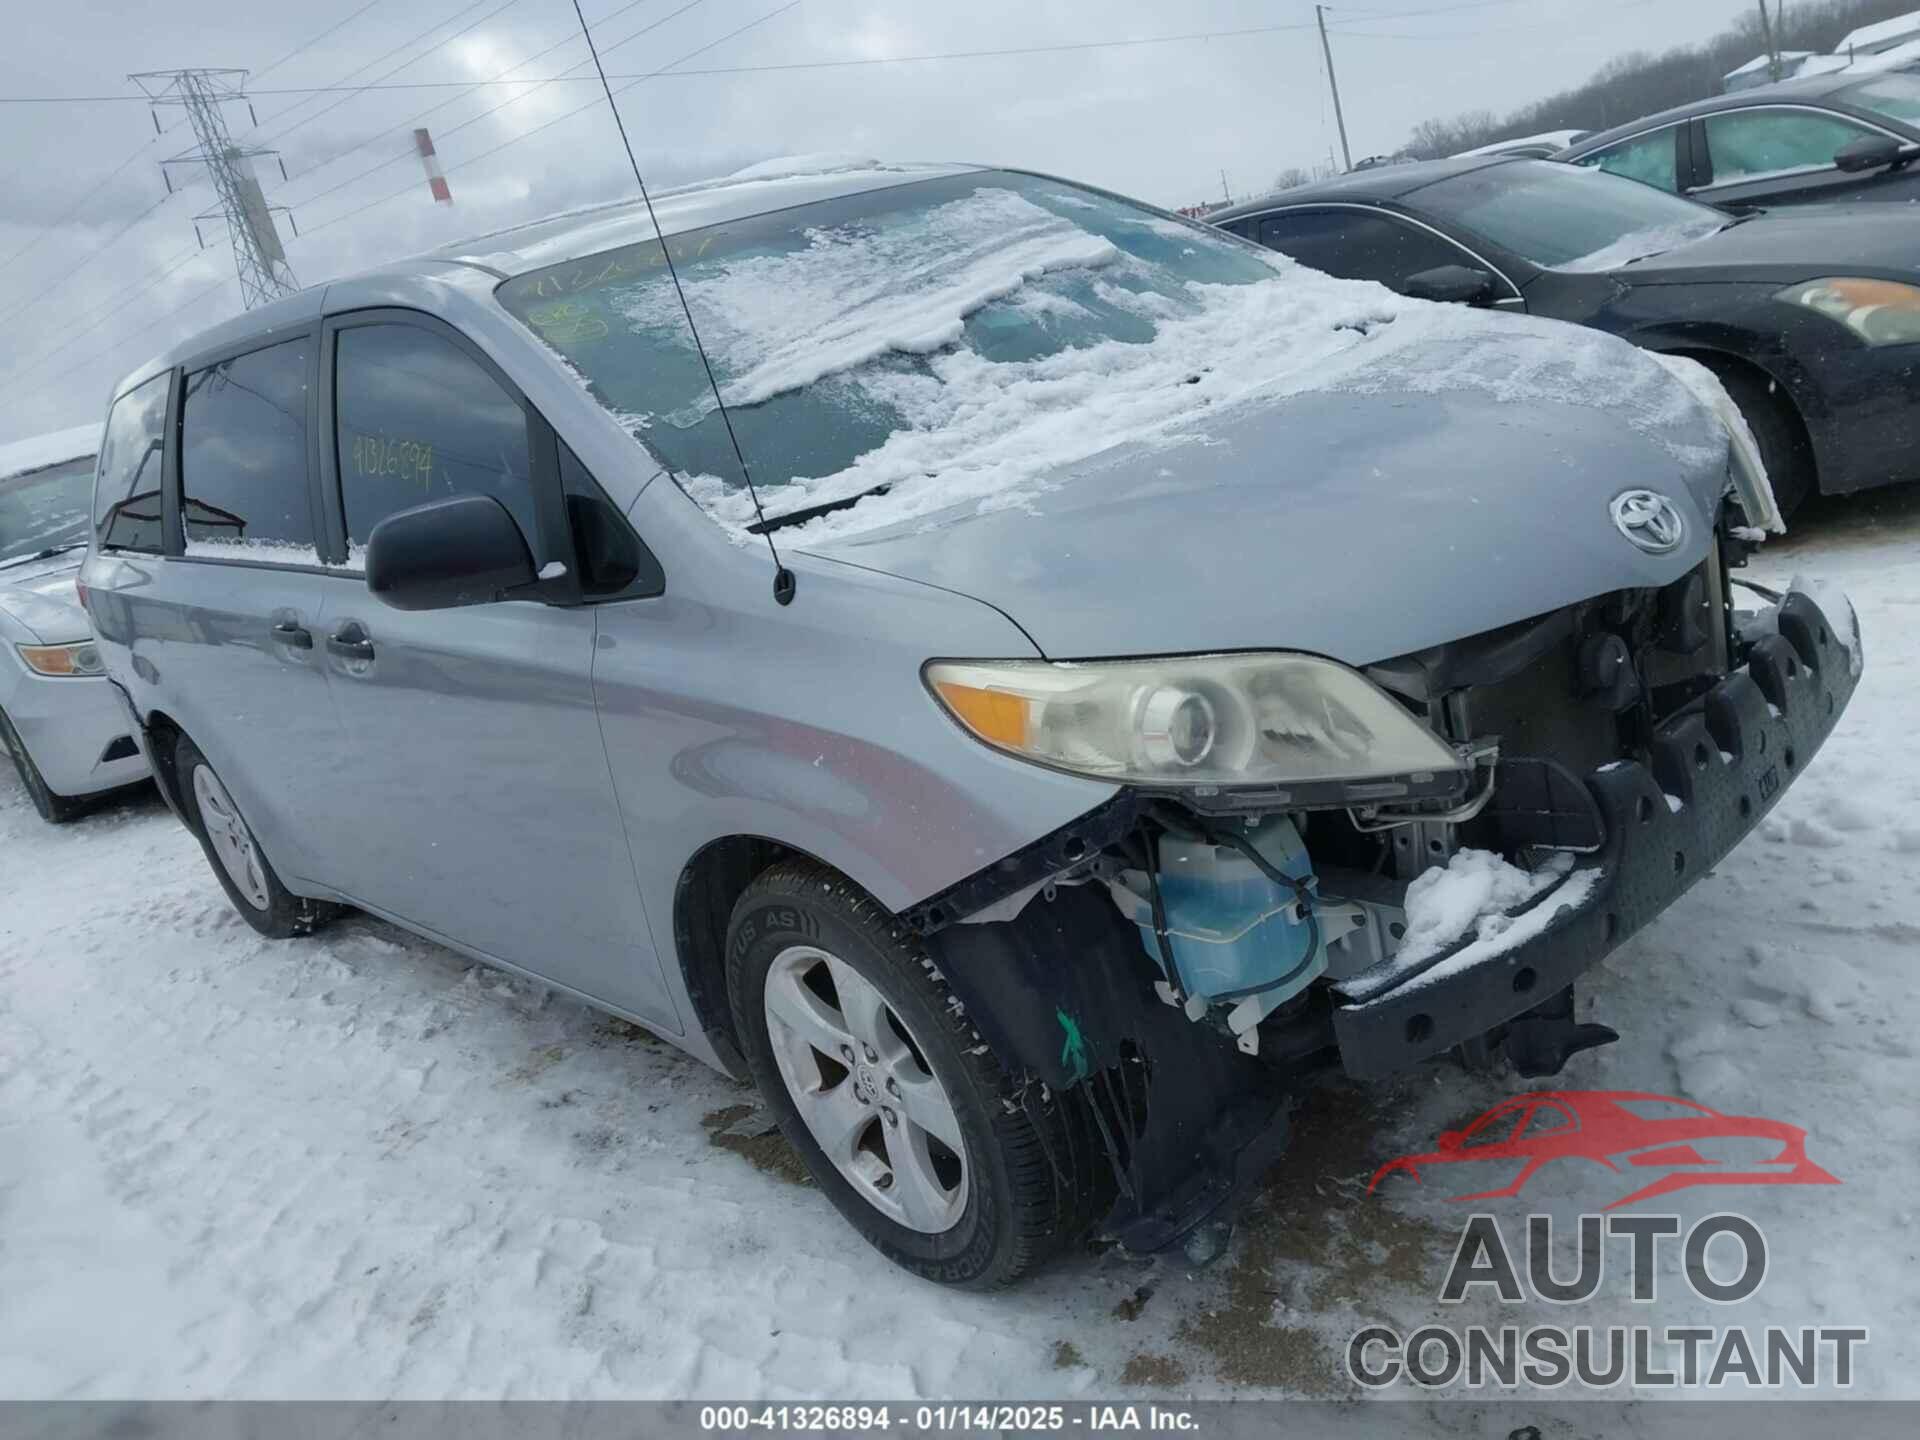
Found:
926,653 -> 1468,789
17,641 -> 105,677
1779,277 -> 1920,347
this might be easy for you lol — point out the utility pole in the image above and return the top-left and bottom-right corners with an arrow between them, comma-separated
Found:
1316,4 -> 1353,172
1757,0 -> 1782,83
130,68 -> 299,309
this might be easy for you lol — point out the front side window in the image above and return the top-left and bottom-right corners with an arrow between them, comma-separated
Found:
495,169 -> 1276,532
1414,161 -> 1726,270
181,339 -> 315,561
1575,129 -> 1680,191
1704,108 -> 1877,182
2,455 -> 97,566
332,323 -> 537,564
93,372 -> 169,553
1256,210 -> 1475,291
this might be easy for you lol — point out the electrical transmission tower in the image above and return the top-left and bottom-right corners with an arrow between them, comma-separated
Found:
130,68 -> 299,309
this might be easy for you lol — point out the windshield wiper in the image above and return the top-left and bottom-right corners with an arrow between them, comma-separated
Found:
0,542 -> 86,572
749,483 -> 894,535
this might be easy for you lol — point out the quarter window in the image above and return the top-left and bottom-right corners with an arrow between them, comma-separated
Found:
93,372 -> 169,552
181,339 -> 316,561
1704,109 -> 1877,183
332,323 -> 537,562
1255,210 -> 1476,292
1575,129 -> 1680,191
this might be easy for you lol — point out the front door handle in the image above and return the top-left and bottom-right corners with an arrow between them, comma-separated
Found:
271,620 -> 313,649
327,623 -> 376,662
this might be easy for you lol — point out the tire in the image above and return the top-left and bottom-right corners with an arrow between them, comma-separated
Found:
1697,359 -> 1815,520
727,859 -> 1097,1288
0,704 -> 86,824
175,733 -> 334,938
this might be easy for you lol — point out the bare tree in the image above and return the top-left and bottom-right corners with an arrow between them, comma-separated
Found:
1397,0 -> 1916,158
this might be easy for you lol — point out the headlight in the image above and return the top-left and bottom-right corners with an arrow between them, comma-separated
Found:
17,641 -> 104,677
926,653 -> 1467,790
1779,277 -> 1920,347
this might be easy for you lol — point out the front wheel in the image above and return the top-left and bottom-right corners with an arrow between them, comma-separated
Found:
175,734 -> 334,938
727,860 -> 1098,1288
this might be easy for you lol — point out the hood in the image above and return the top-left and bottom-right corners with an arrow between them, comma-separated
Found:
0,557 -> 89,644
1618,209 -> 1920,284
806,382 -> 1725,667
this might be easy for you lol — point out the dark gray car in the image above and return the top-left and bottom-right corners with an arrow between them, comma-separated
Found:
80,161 -> 1858,1287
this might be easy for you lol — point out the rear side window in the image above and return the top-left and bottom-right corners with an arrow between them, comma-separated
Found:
1574,129 -> 1679,191
1256,210 -> 1469,291
181,339 -> 316,561
332,323 -> 537,563
94,372 -> 169,552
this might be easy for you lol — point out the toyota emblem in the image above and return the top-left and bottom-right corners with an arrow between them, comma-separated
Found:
1610,489 -> 1686,554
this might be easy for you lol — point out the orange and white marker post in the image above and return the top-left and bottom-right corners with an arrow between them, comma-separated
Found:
415,128 -> 452,204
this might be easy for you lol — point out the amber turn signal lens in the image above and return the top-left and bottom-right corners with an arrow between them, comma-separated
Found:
934,680 -> 1030,748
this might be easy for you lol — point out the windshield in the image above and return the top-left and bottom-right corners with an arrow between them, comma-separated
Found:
1412,161 -> 1726,271
497,170 -> 1276,527
0,455 -> 96,564
1839,72 -> 1920,127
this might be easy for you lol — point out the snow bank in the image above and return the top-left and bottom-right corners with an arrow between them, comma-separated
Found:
0,423 -> 102,480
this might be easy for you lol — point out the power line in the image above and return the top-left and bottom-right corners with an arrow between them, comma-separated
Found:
249,0 -> 391,87
271,0 -> 657,195
0,143 -> 160,270
295,0 -> 798,243
281,0 -> 717,218
0,191 -> 175,330
12,270 -> 230,405
3,17 -> 1340,103
0,248 -> 207,391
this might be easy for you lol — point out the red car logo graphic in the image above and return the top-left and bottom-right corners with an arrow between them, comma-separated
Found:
1368,1090 -> 1839,1209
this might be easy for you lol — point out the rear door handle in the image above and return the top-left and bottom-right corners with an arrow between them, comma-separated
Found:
327,623 -> 375,661
271,620 -> 313,649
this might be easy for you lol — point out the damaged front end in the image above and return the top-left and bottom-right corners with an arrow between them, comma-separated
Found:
912,526 -> 1861,1255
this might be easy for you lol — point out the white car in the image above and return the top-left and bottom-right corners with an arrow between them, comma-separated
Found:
0,424 -> 149,821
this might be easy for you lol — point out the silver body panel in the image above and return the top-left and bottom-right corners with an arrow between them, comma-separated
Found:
80,173 -> 1728,1074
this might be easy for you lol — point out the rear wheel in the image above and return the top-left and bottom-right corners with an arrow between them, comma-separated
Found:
727,859 -> 1099,1288
175,734 -> 334,938
0,704 -> 85,824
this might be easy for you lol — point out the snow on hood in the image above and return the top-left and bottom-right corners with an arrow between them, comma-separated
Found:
681,246 -> 1724,546
0,423 -> 101,480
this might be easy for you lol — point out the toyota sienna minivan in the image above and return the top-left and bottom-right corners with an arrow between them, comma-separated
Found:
81,160 -> 1858,1288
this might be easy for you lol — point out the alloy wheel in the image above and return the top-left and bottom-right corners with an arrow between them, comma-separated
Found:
762,944 -> 969,1234
191,764 -> 271,911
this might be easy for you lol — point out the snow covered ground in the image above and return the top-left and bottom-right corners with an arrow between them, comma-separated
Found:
3,487 -> 1917,1402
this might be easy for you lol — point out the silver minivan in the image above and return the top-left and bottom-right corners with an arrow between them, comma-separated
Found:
82,161 -> 1858,1287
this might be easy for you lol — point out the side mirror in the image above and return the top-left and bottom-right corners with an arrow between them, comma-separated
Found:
366,494 -> 538,612
1834,134 -> 1905,172
1404,264 -> 1497,306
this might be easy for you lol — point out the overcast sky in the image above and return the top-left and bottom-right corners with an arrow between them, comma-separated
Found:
0,0 -> 1754,440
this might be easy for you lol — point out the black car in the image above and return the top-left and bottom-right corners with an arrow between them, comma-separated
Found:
1555,70 -> 1920,211
1211,156 -> 1920,514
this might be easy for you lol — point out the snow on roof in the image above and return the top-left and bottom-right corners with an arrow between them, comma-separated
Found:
434,158 -> 979,276
1724,50 -> 1816,87
1840,9 -> 1920,53
1843,35 -> 1920,73
0,422 -> 101,480
1455,129 -> 1591,157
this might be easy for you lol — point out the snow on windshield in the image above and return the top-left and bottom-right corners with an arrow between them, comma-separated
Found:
1555,218 -> 1724,273
508,176 -> 1728,546
614,187 -> 1124,412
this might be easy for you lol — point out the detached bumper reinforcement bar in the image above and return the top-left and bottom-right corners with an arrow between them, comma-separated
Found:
1331,590 -> 1859,1081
